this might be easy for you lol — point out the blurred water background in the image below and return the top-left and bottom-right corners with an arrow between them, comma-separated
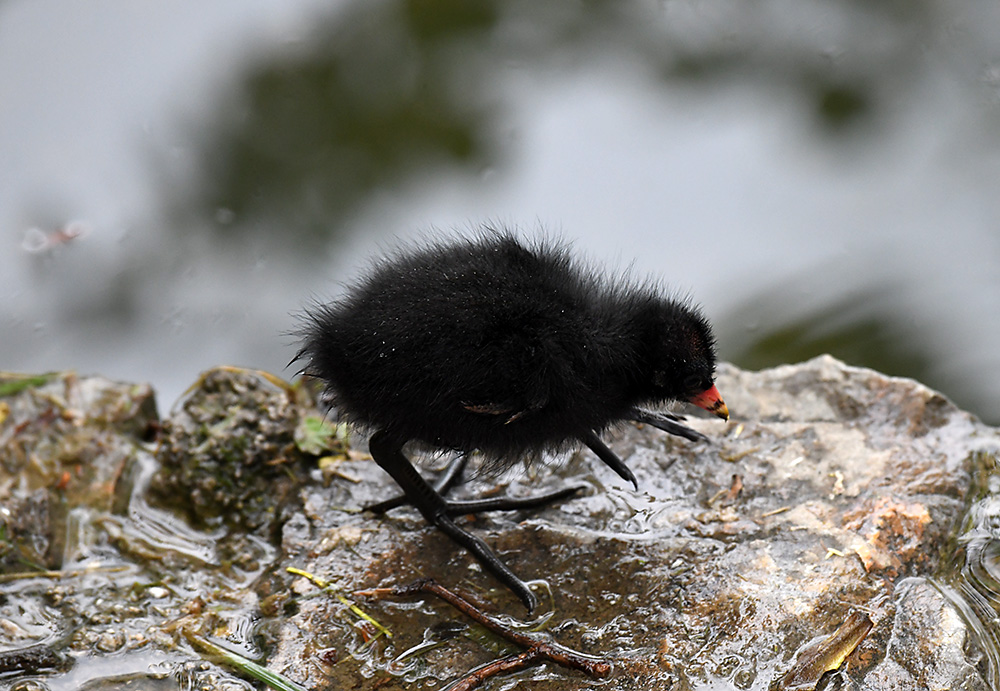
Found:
2,0 -> 999,423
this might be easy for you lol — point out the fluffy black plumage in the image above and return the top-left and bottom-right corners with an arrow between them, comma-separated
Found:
297,230 -> 728,610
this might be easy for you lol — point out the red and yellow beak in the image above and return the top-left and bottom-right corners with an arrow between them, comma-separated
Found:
689,384 -> 729,421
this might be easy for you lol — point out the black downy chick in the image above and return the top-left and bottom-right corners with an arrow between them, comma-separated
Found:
297,231 -> 729,611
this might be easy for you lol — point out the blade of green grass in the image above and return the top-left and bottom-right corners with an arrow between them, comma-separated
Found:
186,631 -> 311,691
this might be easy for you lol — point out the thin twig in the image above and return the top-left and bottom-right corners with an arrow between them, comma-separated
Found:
444,650 -> 539,691
356,578 -> 612,689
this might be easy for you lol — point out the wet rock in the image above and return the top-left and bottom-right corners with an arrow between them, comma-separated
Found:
3,359 -> 999,690
0,371 -> 157,571
268,355 -> 1000,690
864,577 -> 991,691
0,372 -> 159,681
149,367 -> 315,535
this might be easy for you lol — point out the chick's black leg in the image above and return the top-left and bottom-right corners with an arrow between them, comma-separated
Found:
365,454 -> 470,513
630,409 -> 708,443
581,430 -> 638,490
441,485 -> 585,514
367,429 -> 539,612
365,454 -> 585,515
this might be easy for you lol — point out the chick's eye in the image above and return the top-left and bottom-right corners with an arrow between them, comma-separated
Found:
682,374 -> 703,394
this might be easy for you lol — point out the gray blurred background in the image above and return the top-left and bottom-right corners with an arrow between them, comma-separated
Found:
2,0 -> 999,423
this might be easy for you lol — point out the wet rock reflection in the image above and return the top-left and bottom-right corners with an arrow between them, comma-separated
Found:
2,360 -> 999,689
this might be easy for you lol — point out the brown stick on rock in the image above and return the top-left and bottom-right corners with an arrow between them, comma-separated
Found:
355,578 -> 613,689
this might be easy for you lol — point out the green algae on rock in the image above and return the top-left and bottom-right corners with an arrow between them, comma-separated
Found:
149,367 -> 318,534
